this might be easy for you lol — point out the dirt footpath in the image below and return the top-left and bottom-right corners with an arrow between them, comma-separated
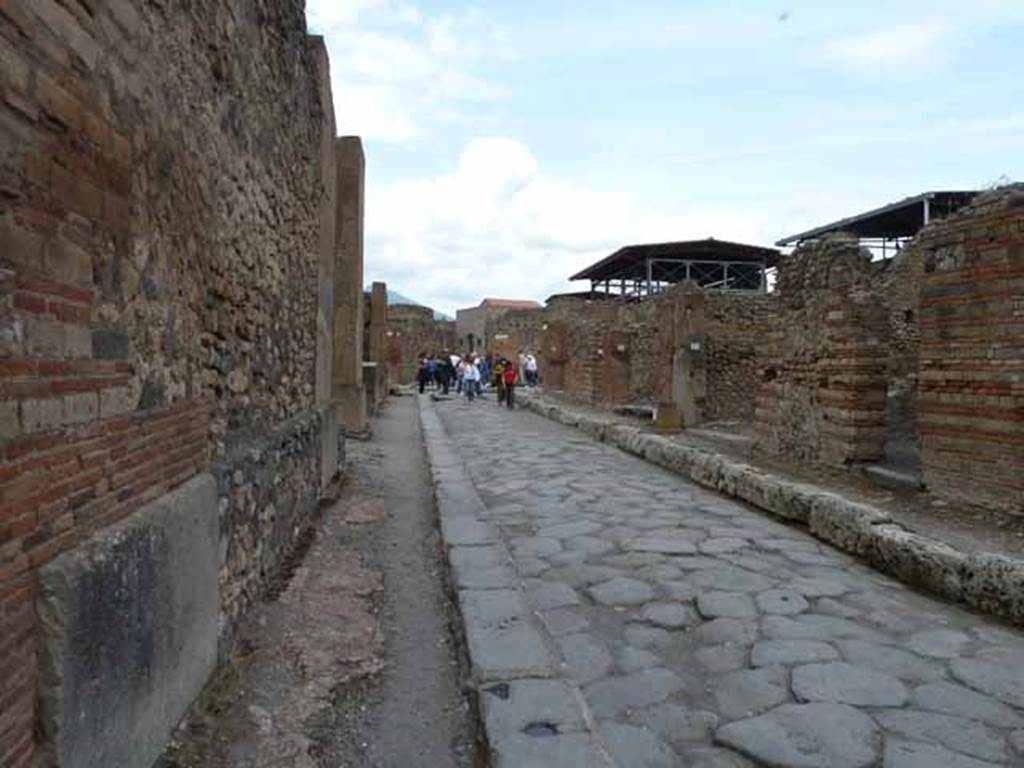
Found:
159,394 -> 481,767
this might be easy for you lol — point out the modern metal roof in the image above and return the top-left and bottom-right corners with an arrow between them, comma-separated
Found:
775,191 -> 978,246
479,298 -> 542,309
570,238 -> 780,282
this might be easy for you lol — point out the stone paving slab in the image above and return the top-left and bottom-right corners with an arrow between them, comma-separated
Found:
521,392 -> 1024,629
431,393 -> 1024,767
419,397 -> 614,766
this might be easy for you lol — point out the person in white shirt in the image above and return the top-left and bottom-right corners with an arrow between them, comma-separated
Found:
461,358 -> 480,402
525,353 -> 538,387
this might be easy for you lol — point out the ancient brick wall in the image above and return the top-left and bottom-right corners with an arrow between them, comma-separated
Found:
527,289 -> 771,419
386,304 -> 456,384
546,298 -> 621,405
916,187 -> 1024,511
0,2 -> 336,763
485,307 -> 545,360
755,236 -> 889,466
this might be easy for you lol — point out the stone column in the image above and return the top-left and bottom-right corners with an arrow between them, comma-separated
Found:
309,37 -> 341,491
670,285 -> 706,428
368,281 -> 388,410
333,136 -> 368,434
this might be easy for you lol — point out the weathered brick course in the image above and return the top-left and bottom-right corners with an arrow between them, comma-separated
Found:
916,187 -> 1024,512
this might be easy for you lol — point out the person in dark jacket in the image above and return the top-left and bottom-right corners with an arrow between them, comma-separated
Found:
416,357 -> 431,394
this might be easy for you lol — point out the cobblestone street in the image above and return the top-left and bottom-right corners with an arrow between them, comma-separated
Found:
432,394 -> 1024,768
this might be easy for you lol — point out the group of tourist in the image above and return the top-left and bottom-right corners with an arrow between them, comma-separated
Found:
416,350 -> 540,408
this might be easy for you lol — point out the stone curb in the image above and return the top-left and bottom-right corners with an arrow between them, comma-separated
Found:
417,395 -> 615,767
519,392 -> 1024,628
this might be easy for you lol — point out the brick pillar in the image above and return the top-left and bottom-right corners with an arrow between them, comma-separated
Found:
333,136 -> 367,434
368,281 -> 388,410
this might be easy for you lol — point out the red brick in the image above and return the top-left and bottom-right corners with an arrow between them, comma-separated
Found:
0,360 -> 35,377
47,299 -> 89,324
16,273 -> 92,304
11,291 -> 44,314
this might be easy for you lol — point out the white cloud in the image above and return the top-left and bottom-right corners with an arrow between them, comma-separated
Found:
306,0 -> 390,29
820,23 -> 954,75
365,138 -> 765,315
306,0 -> 507,142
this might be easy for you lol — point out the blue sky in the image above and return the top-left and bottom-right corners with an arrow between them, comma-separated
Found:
306,0 -> 1024,314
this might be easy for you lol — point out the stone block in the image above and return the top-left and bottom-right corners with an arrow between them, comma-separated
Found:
105,0 -> 142,35
458,588 -> 557,681
655,402 -> 681,433
0,398 -> 20,438
479,678 -> 589,747
0,33 -> 30,92
21,396 -> 64,432
441,515 -> 498,546
319,402 -> 342,493
863,524 -> 965,603
35,71 -> 82,130
92,328 -> 129,359
961,552 -> 1024,625
32,0 -> 102,70
808,495 -> 890,553
99,385 -> 136,417
62,391 -> 98,424
36,474 -> 220,768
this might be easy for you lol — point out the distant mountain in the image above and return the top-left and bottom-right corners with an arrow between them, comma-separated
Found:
365,287 -> 453,321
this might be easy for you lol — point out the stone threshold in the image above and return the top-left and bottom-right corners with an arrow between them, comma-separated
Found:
418,394 -> 616,767
519,392 -> 1024,629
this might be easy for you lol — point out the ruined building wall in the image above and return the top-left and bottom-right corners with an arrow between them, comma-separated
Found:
755,236 -> 889,465
386,304 -> 456,384
703,292 -> 775,422
532,289 -> 771,421
542,299 -> 621,405
915,187 -> 1024,511
620,297 -> 660,402
0,3 -> 340,764
484,307 -> 545,361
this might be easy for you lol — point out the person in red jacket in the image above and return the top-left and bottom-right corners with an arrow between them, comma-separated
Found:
502,362 -> 518,409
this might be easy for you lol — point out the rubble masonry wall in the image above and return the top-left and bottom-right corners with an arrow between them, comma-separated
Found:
0,2 -> 339,763
754,235 -> 889,466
